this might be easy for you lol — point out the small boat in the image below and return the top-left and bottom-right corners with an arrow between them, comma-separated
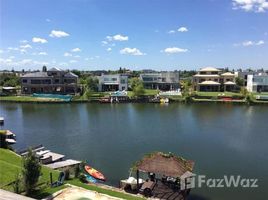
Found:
160,98 -> 169,104
0,117 -> 4,125
84,165 -> 106,181
85,174 -> 98,183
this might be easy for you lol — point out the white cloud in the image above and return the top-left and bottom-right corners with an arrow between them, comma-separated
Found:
256,40 -> 265,45
46,18 -> 51,22
49,30 -> 70,38
69,60 -> 77,63
20,49 -> 27,54
0,58 -> 50,68
0,49 -> 4,53
20,44 -> 32,49
168,30 -> 176,34
7,47 -> 19,51
178,27 -> 188,32
71,48 -> 81,52
106,34 -> 128,41
32,37 -> 48,44
39,52 -> 48,55
102,41 -> 108,45
9,56 -> 15,59
163,47 -> 188,54
232,0 -> 268,13
120,47 -> 145,56
20,40 -> 28,44
74,55 -> 80,58
64,52 -> 72,57
240,40 -> 265,46
242,40 -> 254,46
106,47 -> 112,52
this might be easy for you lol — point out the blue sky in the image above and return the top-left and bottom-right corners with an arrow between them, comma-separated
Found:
0,0 -> 268,70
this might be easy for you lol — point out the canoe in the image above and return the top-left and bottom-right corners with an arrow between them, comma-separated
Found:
84,165 -> 106,181
85,174 -> 97,183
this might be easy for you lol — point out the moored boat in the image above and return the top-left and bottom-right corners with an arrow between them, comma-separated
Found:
84,165 -> 106,181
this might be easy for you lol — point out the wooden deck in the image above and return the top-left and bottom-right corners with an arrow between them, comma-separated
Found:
45,159 -> 81,169
151,181 -> 187,200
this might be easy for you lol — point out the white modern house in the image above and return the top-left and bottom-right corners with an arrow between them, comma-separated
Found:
247,74 -> 268,92
98,74 -> 128,91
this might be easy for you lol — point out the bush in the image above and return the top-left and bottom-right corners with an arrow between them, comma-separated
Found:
22,149 -> 41,195
13,172 -> 22,194
64,168 -> 70,180
79,173 -> 87,183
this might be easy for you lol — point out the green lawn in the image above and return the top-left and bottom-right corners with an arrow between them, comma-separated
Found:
0,148 -> 60,196
0,148 -> 145,200
67,179 -> 145,200
0,96 -> 64,102
195,92 -> 243,97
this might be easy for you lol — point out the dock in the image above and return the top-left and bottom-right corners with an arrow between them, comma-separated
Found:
17,144 -> 81,170
45,159 -> 81,169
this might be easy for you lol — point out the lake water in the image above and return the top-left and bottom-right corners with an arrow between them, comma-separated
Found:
1,102 -> 268,200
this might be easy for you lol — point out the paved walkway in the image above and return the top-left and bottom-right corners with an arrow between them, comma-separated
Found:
0,189 -> 35,200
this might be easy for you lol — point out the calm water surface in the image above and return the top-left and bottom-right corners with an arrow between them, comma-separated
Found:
1,103 -> 268,200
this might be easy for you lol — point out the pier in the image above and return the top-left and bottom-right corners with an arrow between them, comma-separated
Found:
18,144 -> 81,170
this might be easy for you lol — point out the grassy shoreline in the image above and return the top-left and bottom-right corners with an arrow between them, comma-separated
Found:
0,148 -> 145,200
1,91 -> 268,105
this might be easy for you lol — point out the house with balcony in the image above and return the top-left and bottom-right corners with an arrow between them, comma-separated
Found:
247,73 -> 268,92
21,67 -> 78,94
139,72 -> 180,91
98,74 -> 128,91
193,67 -> 235,92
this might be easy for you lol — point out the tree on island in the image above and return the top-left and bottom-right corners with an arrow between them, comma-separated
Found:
22,149 -> 41,195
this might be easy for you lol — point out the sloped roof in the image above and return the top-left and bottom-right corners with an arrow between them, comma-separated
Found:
193,74 -> 220,77
221,72 -> 235,76
48,67 -> 63,72
199,67 -> 221,72
21,72 -> 49,78
135,152 -> 194,178
64,72 -> 78,78
224,81 -> 235,85
198,81 -> 220,85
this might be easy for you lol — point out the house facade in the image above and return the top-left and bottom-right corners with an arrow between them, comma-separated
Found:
247,74 -> 268,92
139,72 -> 180,90
98,74 -> 128,91
21,67 -> 78,94
193,67 -> 236,92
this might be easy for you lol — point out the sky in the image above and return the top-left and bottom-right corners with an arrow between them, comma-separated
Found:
0,0 -> 268,71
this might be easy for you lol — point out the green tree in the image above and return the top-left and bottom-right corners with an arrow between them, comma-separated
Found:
240,87 -> 248,97
42,66 -> 47,72
13,172 -> 22,194
235,77 -> 244,87
129,77 -> 145,97
86,77 -> 99,92
22,149 -> 41,195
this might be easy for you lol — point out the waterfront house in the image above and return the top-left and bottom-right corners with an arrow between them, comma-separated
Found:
193,67 -> 236,92
247,73 -> 268,92
21,67 -> 78,94
139,71 -> 180,90
97,74 -> 128,91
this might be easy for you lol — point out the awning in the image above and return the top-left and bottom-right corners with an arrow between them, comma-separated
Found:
198,81 -> 220,85
224,81 -> 235,85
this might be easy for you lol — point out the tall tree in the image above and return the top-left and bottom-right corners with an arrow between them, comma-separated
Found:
22,149 -> 41,195
42,66 -> 47,72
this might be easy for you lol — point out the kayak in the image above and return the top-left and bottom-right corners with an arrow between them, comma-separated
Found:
85,174 -> 97,183
84,165 -> 106,181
